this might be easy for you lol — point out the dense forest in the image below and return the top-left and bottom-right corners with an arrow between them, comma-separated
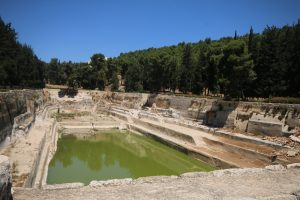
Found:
115,23 -> 300,98
1,17 -> 300,98
0,17 -> 45,88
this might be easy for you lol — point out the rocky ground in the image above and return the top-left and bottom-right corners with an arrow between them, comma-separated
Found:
13,166 -> 300,200
237,128 -> 300,151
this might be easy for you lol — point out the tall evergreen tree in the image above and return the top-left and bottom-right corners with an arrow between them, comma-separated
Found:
90,53 -> 107,90
125,60 -> 143,92
234,30 -> 238,40
0,17 -> 45,88
179,44 -> 194,93
248,26 -> 254,52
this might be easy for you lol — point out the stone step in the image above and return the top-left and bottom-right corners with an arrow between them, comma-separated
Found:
129,122 -> 267,168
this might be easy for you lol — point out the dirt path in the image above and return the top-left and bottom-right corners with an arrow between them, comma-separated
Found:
14,167 -> 300,200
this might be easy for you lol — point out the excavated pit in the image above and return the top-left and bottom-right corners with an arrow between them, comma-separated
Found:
1,89 -> 300,199
38,110 -> 217,188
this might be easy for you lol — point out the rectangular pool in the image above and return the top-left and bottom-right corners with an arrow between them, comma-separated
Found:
47,130 -> 214,185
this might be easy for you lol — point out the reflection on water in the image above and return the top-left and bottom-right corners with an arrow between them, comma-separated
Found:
47,130 -> 214,185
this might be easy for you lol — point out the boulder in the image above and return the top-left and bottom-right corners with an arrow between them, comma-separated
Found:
265,164 -> 286,171
287,163 -> 300,169
287,150 -> 299,157
290,135 -> 300,143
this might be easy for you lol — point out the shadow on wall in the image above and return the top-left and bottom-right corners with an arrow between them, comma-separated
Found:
0,90 -> 45,143
0,155 -> 13,200
143,93 -> 158,108
204,101 -> 239,128
204,100 -> 300,136
58,89 -> 78,98
0,178 -> 13,200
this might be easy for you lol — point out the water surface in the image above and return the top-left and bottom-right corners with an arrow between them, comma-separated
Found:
47,130 -> 214,185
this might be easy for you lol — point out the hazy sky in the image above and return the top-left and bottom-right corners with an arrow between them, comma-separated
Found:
0,0 -> 299,62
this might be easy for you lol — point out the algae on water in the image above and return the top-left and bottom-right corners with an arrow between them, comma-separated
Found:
47,130 -> 214,185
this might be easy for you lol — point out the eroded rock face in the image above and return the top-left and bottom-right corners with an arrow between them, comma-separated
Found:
90,91 -> 300,137
0,90 -> 45,143
44,89 -> 300,137
0,155 -> 12,200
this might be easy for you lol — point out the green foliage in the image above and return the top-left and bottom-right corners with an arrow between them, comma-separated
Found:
179,44 -> 194,93
45,53 -> 120,91
90,53 -> 107,90
111,72 -> 119,91
52,112 -> 89,122
221,40 -> 256,98
266,97 -> 300,104
125,60 -> 143,92
113,22 -> 300,98
1,17 -> 299,98
0,17 -> 45,88
51,112 -> 75,122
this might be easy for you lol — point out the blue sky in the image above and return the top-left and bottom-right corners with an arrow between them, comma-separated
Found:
0,0 -> 299,62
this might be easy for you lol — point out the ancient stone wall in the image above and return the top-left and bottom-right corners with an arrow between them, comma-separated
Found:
102,92 -> 300,136
90,91 -> 149,110
202,100 -> 300,136
0,90 -> 45,143
47,89 -> 300,137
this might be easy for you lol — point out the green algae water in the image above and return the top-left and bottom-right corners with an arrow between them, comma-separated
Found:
47,130 -> 214,185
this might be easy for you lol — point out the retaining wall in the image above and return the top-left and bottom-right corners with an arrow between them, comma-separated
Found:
101,92 -> 300,136
46,89 -> 300,136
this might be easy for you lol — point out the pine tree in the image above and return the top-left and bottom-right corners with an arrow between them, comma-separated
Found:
179,44 -> 194,93
234,30 -> 238,40
222,40 -> 256,98
111,72 -> 119,91
248,26 -> 254,52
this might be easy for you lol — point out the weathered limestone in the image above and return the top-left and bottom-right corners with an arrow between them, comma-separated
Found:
247,119 -> 283,136
0,89 -> 300,199
287,163 -> 300,169
265,164 -> 286,170
13,167 -> 300,200
0,90 -> 45,143
43,89 -> 300,169
0,155 -> 12,199
45,89 -> 300,137
90,91 -> 300,137
89,178 -> 133,187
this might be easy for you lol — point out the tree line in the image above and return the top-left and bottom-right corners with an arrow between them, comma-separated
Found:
0,17 -> 45,88
1,17 -> 299,98
45,54 -> 120,91
117,22 -> 300,98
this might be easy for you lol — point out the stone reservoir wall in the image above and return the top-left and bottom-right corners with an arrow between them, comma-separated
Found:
0,90 -> 46,143
42,89 -> 300,137
88,91 -> 300,137
153,96 -> 300,136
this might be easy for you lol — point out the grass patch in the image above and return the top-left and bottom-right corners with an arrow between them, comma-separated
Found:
45,84 -> 68,89
51,112 -> 90,122
266,97 -> 300,104
51,113 -> 75,122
